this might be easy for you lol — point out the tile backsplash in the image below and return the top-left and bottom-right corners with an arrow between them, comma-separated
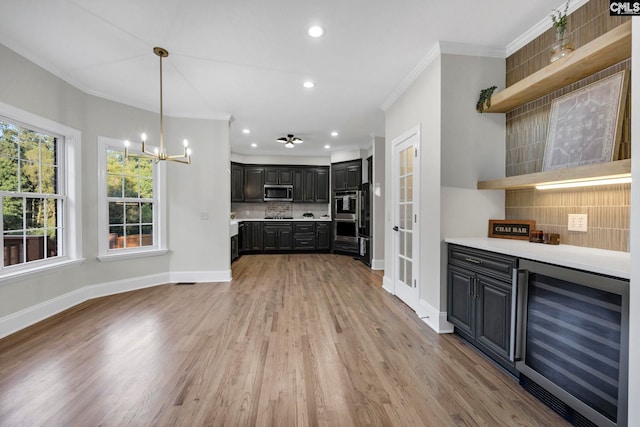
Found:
232,202 -> 330,219
505,184 -> 630,252
503,0 -> 630,252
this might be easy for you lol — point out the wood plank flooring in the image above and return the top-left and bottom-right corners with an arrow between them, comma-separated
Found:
0,254 -> 568,426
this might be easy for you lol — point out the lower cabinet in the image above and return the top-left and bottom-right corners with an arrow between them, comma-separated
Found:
447,244 -> 517,375
231,234 -> 239,261
315,222 -> 331,250
239,220 -> 331,253
240,221 -> 263,252
263,222 -> 293,251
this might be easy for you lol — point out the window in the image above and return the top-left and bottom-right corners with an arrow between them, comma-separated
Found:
97,137 -> 166,260
0,102 -> 83,280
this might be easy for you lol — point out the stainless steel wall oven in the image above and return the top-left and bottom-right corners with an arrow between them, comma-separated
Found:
513,260 -> 629,427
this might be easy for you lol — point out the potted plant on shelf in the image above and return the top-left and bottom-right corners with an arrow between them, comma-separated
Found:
550,0 -> 574,63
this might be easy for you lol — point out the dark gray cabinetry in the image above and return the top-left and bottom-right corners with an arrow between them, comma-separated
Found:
292,167 -> 329,203
332,159 -> 362,191
244,168 -> 264,202
231,163 -> 244,202
314,168 -> 329,203
231,234 -> 239,261
447,244 -> 517,375
240,221 -> 263,252
293,222 -> 315,250
263,222 -> 293,251
264,167 -> 293,185
315,222 -> 331,250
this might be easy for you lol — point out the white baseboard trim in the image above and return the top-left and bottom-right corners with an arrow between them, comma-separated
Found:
371,259 -> 385,270
382,275 -> 394,294
416,299 -> 454,334
0,269 -> 230,340
170,270 -> 232,283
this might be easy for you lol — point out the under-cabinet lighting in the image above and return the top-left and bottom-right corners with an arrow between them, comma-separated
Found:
535,176 -> 631,190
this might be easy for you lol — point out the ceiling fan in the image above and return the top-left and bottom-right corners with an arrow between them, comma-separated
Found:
276,134 -> 303,148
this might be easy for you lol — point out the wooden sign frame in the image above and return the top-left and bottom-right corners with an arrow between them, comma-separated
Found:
488,219 -> 536,240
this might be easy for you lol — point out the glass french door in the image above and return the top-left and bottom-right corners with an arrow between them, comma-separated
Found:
393,129 -> 419,309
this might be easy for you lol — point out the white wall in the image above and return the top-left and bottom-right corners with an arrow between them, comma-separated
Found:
384,50 -> 505,332
438,53 -> 505,309
627,17 -> 639,424
331,149 -> 361,163
167,118 -> 231,280
0,43 -> 231,333
372,136 -> 385,269
384,55 -> 442,323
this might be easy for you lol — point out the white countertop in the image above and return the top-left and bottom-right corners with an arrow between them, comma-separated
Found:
444,237 -> 630,279
237,218 -> 332,222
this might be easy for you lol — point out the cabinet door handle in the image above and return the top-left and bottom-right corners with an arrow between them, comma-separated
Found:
465,257 -> 483,265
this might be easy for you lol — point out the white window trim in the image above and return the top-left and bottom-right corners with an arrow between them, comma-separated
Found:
96,136 -> 167,262
0,101 -> 84,284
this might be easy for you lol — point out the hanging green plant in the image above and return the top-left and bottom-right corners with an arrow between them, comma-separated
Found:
476,85 -> 497,113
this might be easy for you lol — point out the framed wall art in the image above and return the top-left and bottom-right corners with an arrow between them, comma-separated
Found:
542,70 -> 628,171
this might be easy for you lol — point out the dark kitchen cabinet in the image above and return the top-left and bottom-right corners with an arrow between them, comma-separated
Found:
244,168 -> 264,202
264,168 -> 293,185
292,166 -> 329,203
241,221 -> 263,252
332,159 -> 361,191
315,222 -> 331,250
314,168 -> 329,203
263,222 -> 292,251
231,234 -> 239,262
293,222 -> 315,250
447,245 -> 517,375
231,163 -> 244,202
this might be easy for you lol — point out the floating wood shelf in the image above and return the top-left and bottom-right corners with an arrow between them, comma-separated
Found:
483,21 -> 631,113
477,159 -> 631,190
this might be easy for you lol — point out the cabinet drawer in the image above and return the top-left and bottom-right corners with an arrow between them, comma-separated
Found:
448,244 -> 517,281
294,236 -> 315,249
293,223 -> 315,234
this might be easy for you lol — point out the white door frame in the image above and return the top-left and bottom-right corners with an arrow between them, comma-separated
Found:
390,126 -> 420,310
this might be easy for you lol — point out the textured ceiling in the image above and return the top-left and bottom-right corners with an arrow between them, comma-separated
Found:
0,0 -> 568,156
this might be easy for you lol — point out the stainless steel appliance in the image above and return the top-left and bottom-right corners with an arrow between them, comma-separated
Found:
513,260 -> 629,427
333,190 -> 359,253
334,190 -> 359,218
358,183 -> 372,266
263,184 -> 293,201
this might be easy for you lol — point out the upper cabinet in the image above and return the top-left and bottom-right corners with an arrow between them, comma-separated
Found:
233,163 -> 329,203
332,159 -> 362,191
483,21 -> 631,114
264,167 -> 293,185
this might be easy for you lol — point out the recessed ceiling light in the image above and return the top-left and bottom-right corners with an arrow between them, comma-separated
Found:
324,145 -> 331,149
308,25 -> 325,38
331,131 -> 338,137
250,143 -> 257,148
303,81 -> 315,89
242,129 -> 250,134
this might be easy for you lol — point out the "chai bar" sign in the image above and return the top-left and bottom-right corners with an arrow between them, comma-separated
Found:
488,219 -> 536,240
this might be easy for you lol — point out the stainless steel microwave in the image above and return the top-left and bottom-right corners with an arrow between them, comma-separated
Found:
264,185 -> 293,201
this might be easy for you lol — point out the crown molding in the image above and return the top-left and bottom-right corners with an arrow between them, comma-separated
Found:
381,42 -> 440,112
381,40 -> 504,112
506,0 -> 590,57
439,41 -> 505,58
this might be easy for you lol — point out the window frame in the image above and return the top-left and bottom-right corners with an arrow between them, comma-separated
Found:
0,102 -> 83,283
97,137 -> 167,262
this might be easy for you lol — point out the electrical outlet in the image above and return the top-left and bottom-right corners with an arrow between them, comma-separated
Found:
568,214 -> 587,232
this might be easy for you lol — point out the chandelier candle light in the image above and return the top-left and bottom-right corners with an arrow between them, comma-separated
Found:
125,47 -> 192,164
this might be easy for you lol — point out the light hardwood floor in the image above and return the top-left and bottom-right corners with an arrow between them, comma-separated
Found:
0,254 -> 568,426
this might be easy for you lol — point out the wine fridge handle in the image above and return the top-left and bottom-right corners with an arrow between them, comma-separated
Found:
511,268 -> 529,362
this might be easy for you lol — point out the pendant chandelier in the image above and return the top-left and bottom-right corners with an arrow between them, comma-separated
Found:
125,47 -> 192,164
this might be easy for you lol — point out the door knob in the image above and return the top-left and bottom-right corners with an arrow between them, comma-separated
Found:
393,226 -> 399,231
